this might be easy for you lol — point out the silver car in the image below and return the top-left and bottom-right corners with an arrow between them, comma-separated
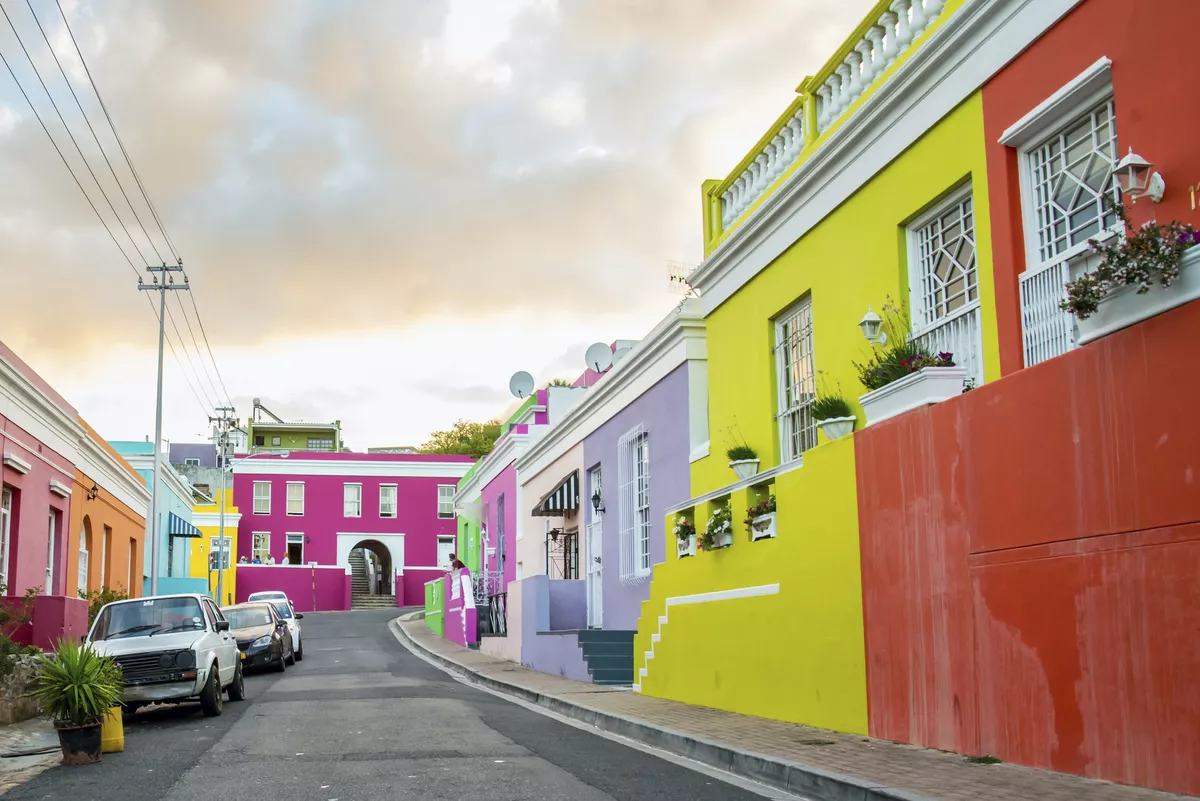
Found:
88,594 -> 245,717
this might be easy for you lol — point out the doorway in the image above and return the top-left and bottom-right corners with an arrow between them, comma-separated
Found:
586,466 -> 603,628
286,533 -> 304,565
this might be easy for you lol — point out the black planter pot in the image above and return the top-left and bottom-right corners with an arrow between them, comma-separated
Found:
55,721 -> 102,765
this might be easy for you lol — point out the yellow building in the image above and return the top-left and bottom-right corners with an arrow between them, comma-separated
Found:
189,488 -> 239,607
634,0 -> 1017,735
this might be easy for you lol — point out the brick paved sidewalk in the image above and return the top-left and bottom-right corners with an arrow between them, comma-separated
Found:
395,616 -> 1194,801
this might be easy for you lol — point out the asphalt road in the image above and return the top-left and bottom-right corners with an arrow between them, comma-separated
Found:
8,610 -> 786,801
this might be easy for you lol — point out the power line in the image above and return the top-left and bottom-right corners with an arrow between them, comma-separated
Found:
189,289 -> 235,409
143,293 -> 212,418
173,291 -> 224,408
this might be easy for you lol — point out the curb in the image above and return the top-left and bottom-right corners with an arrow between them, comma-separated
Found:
390,616 -> 933,801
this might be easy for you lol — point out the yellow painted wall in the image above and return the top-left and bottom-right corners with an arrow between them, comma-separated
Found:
189,488 -> 239,606
636,92 -> 998,735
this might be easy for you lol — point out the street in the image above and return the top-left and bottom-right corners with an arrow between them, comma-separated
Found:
7,610 -> 778,801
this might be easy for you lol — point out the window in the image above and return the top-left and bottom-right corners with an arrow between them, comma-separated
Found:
128,537 -> 136,592
286,482 -> 304,516
209,536 -> 232,570
344,483 -> 362,517
253,481 -> 271,515
271,436 -> 282,447
380,484 -> 397,518
775,296 -> 817,461
184,458 -> 200,467
307,437 -> 333,450
286,534 -> 304,565
254,435 -> 265,447
78,522 -> 90,592
496,494 -> 506,580
907,185 -> 984,387
617,427 -> 651,581
0,487 -> 9,585
102,526 -> 111,587
252,532 -> 271,563
437,536 -> 455,569
46,510 -> 57,594
438,485 -> 455,518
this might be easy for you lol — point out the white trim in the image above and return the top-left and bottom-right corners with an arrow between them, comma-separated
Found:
454,430 -> 533,509
379,483 -> 398,518
998,56 -> 1112,147
192,511 -> 243,528
74,435 -> 151,517
689,441 -> 710,463
2,452 -> 31,475
336,532 -> 405,573
512,404 -> 546,426
233,458 -> 473,479
516,299 -> 707,480
286,481 -> 305,516
343,482 -> 363,518
252,480 -> 271,515
251,531 -> 271,562
633,583 -> 781,692
437,484 -> 456,518
665,458 -> 804,516
48,479 -> 71,498
121,453 -> 194,509
688,0 -> 1084,314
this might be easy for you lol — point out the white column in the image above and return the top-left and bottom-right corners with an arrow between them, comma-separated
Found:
890,0 -> 913,52
880,11 -> 900,69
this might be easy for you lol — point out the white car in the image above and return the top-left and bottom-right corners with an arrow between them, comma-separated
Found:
246,591 -> 303,660
88,593 -> 244,717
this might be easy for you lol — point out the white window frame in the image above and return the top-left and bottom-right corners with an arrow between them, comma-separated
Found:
78,525 -> 89,592
307,437 -> 333,450
101,526 -> 109,587
253,481 -> 271,515
775,296 -> 817,462
344,483 -> 362,518
271,436 -> 282,447
46,510 -> 56,594
380,484 -> 397,518
437,485 -> 456,519
617,425 -> 651,583
285,533 -> 304,564
286,482 -> 304,516
0,487 -> 10,587
252,532 -> 271,563
437,536 -> 455,570
209,535 -> 233,570
183,458 -> 200,467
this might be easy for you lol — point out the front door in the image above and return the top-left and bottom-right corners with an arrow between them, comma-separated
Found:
586,467 -> 603,628
437,537 -> 454,570
46,511 -> 56,594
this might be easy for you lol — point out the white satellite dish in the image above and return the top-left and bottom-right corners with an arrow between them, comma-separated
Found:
584,342 -> 613,373
509,371 -> 535,399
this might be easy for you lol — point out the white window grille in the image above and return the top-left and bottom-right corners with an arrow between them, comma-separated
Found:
617,425 -> 651,583
184,458 -> 200,466
438,486 -> 456,518
908,185 -> 984,387
209,536 -> 232,569
307,437 -> 334,450
1019,97 -> 1120,366
344,483 -> 362,517
775,297 -> 817,461
252,532 -> 271,563
286,482 -> 304,516
380,484 -> 397,518
253,481 -> 271,515
101,526 -> 110,587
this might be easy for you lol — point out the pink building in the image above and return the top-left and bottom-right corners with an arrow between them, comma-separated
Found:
232,452 -> 474,609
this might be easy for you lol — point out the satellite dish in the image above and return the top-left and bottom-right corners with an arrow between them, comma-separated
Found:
509,371 -> 535,399
612,344 -> 633,365
584,342 -> 613,373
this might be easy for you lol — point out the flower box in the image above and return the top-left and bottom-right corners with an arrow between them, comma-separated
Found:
677,535 -> 696,559
728,459 -> 760,480
858,366 -> 968,426
817,416 -> 856,441
711,531 -> 734,549
749,512 -> 776,541
1077,245 -> 1200,345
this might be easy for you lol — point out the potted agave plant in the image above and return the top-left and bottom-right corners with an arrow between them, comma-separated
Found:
812,389 -> 856,441
35,638 -> 123,765
673,516 -> 696,559
698,502 -> 734,551
745,495 -> 777,541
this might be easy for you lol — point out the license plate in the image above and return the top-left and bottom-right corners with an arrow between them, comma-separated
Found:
240,652 -> 246,660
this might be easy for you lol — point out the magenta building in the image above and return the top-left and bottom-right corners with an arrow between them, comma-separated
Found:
232,452 -> 474,609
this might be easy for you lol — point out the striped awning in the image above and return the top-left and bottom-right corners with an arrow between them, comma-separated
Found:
167,512 -> 201,538
532,470 -> 579,517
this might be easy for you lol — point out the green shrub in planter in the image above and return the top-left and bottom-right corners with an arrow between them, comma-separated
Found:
812,395 -> 852,421
36,639 -> 123,765
725,445 -> 758,462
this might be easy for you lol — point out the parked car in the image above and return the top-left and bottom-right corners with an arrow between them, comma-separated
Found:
87,593 -> 244,717
222,602 -> 293,672
246,591 -> 303,660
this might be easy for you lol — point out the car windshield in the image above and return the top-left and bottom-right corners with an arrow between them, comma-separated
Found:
91,597 -> 206,641
250,593 -> 285,602
224,606 -> 273,629
271,602 -> 294,620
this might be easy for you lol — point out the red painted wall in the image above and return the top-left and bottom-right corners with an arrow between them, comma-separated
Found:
856,300 -> 1200,795
982,0 -> 1200,375
2,595 -> 89,650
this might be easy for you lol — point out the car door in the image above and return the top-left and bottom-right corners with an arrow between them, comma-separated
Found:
204,599 -> 237,684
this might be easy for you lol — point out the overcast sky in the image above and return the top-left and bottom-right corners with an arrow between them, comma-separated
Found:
0,0 -> 871,450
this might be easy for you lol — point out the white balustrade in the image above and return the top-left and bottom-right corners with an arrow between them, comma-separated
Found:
720,107 -> 806,228
913,305 -> 984,388
1019,259 -> 1077,367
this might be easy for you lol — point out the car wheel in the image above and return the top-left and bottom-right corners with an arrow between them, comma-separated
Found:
199,665 -> 223,717
275,643 -> 287,673
121,702 -> 142,717
227,660 -> 246,702
295,638 -> 303,662
285,638 -> 296,666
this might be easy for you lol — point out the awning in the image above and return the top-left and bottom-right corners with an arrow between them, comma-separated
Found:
167,512 -> 201,538
532,470 -> 579,517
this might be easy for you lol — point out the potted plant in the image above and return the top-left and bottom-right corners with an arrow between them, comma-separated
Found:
726,445 -> 759,480
698,503 -> 734,551
673,516 -> 696,559
35,639 -> 123,765
745,495 -> 777,541
1062,198 -> 1200,344
853,300 -> 968,426
812,389 -> 856,441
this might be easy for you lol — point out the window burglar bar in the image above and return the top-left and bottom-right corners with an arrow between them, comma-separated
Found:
488,592 -> 508,636
775,297 -> 817,461
545,529 -> 579,580
617,425 -> 651,584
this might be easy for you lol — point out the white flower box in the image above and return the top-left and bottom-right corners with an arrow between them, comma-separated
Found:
677,535 -> 696,559
728,459 -> 760,480
711,531 -> 734,549
749,512 -> 776,541
859,367 -> 968,426
817,416 -> 856,441
1077,245 -> 1200,345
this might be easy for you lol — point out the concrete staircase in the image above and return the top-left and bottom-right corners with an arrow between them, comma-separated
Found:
576,630 -> 636,686
352,593 -> 397,609
349,549 -> 394,610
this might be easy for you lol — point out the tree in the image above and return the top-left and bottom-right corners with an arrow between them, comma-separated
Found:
546,378 -> 572,387
418,419 -> 504,459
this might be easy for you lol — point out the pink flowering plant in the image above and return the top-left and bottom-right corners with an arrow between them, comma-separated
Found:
853,300 -> 955,392
672,516 -> 695,541
744,495 -> 776,531
697,503 -> 732,551
1062,199 -> 1200,319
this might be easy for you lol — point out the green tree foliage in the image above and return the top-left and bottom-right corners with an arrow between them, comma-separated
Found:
546,378 -> 572,387
418,419 -> 503,459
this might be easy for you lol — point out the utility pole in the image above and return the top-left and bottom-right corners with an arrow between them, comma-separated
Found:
209,406 -> 236,605
138,263 -> 190,596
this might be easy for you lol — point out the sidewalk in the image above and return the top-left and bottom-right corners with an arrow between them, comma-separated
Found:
393,616 -> 1194,801
0,717 -> 60,793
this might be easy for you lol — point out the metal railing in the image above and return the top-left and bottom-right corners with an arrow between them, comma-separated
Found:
913,304 -> 983,387
487,592 -> 507,637
1019,259 -> 1076,367
471,571 -> 502,605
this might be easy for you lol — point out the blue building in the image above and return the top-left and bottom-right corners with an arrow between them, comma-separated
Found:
109,441 -> 208,597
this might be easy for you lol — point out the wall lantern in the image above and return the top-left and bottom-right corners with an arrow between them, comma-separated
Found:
590,490 -> 605,514
1115,147 -> 1165,203
86,483 -> 99,501
859,307 -> 887,346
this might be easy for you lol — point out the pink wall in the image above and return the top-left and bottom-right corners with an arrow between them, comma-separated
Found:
442,569 -> 477,646
480,463 -> 517,588
234,564 -> 352,612
1,414 -> 74,596
399,567 -> 441,607
2,595 -> 88,649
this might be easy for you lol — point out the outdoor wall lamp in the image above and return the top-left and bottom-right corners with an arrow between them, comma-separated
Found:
1115,147 -> 1165,203
86,483 -> 99,501
590,490 -> 605,514
859,307 -> 887,346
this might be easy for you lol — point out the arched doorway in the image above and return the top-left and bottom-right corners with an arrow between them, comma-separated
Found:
350,539 -> 392,597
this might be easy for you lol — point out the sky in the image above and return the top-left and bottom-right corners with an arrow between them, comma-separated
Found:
0,0 -> 873,450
